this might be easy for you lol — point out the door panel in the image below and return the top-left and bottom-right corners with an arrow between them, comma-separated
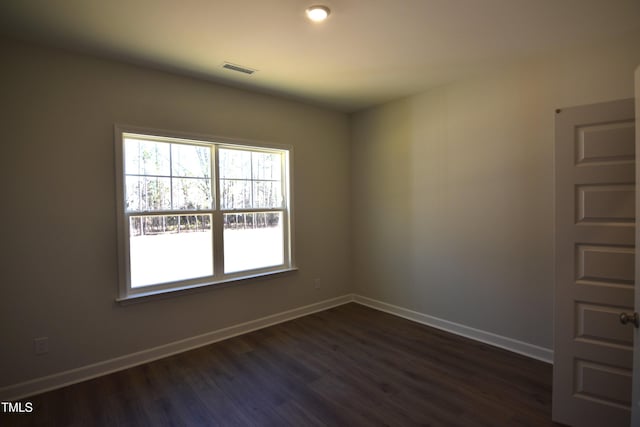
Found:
577,121 -> 635,164
576,302 -> 634,346
577,184 -> 635,223
577,245 -> 635,283
575,359 -> 632,407
553,99 -> 636,427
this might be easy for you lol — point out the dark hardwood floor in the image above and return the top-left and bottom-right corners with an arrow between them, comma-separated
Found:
2,303 -> 562,426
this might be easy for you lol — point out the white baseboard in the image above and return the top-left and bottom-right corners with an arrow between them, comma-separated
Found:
0,294 -> 354,401
352,295 -> 553,364
2,293 -> 553,401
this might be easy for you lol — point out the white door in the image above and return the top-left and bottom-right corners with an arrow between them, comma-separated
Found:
553,98 -> 636,426
632,65 -> 640,427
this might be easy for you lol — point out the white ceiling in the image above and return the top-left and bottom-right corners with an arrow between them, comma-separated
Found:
1,0 -> 639,112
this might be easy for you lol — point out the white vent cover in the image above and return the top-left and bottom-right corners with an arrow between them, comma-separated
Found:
221,62 -> 257,75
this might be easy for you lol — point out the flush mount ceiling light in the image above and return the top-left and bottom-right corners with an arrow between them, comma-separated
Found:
306,5 -> 330,22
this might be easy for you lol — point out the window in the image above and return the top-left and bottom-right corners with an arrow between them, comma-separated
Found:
115,127 -> 294,300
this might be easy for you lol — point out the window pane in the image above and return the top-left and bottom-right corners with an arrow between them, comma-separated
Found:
252,181 -> 283,208
219,149 -> 251,179
252,152 -> 281,180
125,176 -> 171,211
172,178 -> 212,210
172,144 -> 211,178
124,138 -> 171,176
221,179 -> 251,210
223,212 -> 283,273
129,215 -> 213,287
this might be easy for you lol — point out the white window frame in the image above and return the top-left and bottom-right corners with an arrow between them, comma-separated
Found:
114,125 -> 295,301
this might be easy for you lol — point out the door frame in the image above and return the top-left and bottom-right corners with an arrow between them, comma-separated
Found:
631,65 -> 640,427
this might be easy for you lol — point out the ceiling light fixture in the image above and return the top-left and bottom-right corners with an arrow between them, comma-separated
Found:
306,5 -> 330,22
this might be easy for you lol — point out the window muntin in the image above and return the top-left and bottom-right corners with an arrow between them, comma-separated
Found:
116,129 -> 292,299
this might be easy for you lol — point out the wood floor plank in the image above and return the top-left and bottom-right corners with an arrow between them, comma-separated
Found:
1,303 -> 563,426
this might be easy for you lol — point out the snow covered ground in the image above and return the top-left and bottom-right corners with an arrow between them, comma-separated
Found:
129,225 -> 283,287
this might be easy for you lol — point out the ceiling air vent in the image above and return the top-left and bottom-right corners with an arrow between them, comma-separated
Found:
221,62 -> 257,75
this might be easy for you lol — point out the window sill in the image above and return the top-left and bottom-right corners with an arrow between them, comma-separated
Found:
116,267 -> 299,305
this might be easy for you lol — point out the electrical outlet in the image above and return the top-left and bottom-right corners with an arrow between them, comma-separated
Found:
314,278 -> 321,289
34,337 -> 49,355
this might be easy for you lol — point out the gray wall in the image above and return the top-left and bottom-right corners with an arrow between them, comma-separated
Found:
0,38 -> 351,388
350,31 -> 640,350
